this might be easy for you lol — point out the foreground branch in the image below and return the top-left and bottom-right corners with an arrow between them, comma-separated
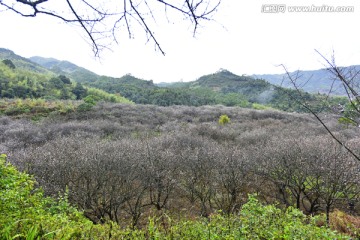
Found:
0,0 -> 221,55
279,62 -> 360,162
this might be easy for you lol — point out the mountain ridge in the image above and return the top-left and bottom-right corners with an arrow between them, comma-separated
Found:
252,66 -> 360,95
27,49 -> 359,97
24,52 -> 346,111
0,48 -> 52,74
0,47 -> 349,112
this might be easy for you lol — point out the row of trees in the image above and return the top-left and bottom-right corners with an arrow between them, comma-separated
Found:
13,133 -> 359,227
111,86 -> 251,107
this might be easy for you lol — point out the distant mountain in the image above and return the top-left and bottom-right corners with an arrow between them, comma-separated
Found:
253,66 -> 360,95
192,69 -> 252,87
164,69 -> 275,104
192,70 -> 271,95
29,56 -> 100,83
30,56 -> 157,89
161,69 -> 345,112
0,48 -> 51,74
0,47 -> 347,112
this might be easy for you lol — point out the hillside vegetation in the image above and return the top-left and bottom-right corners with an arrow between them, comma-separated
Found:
1,103 -> 359,238
1,48 -> 359,238
0,48 -> 132,105
30,55 -> 347,112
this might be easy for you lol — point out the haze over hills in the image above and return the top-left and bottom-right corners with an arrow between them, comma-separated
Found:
253,66 -> 360,96
2,47 -> 359,97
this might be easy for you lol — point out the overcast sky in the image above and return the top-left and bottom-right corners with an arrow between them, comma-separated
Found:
0,0 -> 359,83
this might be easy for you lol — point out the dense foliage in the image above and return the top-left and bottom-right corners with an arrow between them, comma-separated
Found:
0,98 -> 78,120
0,57 -> 131,104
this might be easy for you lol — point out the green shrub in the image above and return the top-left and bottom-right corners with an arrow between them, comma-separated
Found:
83,95 -> 100,105
77,103 -> 95,112
218,114 -> 231,125
144,195 -> 348,239
238,195 -> 348,239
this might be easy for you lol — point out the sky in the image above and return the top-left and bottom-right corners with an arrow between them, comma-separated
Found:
0,0 -> 359,83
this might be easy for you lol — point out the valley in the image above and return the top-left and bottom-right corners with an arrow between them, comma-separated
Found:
0,47 -> 359,239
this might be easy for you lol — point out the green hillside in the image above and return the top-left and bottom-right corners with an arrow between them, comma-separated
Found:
192,69 -> 252,87
0,48 -> 51,74
29,56 -> 100,83
163,69 -> 347,112
0,49 -> 132,104
21,52 -> 347,112
190,69 -> 272,98
30,56 -> 158,88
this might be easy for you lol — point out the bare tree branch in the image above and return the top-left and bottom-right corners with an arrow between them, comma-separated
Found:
65,0 -> 100,56
278,63 -> 360,162
129,0 -> 165,55
0,0 -> 222,56
315,49 -> 360,115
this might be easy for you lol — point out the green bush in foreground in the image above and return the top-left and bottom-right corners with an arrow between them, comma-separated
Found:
146,196 -> 348,239
0,154 -> 348,239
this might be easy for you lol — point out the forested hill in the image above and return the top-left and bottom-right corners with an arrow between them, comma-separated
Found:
30,56 -> 157,88
29,56 -> 100,83
0,49 -> 132,104
26,55 -> 347,111
161,69 -> 347,112
0,48 -> 347,112
187,69 -> 273,99
0,48 -> 51,74
31,57 -> 277,109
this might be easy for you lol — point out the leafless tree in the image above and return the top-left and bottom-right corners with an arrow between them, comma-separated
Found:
259,137 -> 317,210
179,138 -> 219,217
141,137 -> 179,212
0,0 -> 221,55
6,103 -> 359,226
213,145 -> 251,214
260,135 -> 360,224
